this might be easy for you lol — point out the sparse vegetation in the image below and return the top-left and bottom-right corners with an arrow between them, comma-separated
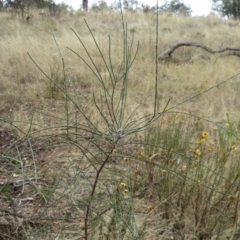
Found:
212,0 -> 240,19
1,7 -> 240,240
159,0 -> 192,15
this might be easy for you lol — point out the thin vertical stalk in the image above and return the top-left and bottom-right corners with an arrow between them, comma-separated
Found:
84,139 -> 119,240
119,22 -> 128,127
52,34 -> 69,137
154,0 -> 159,115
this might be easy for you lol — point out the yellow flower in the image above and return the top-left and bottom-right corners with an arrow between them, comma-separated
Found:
147,205 -> 154,211
182,165 -> 187,171
119,182 -> 126,190
113,149 -> 117,156
196,138 -> 205,144
213,126 -> 218,131
202,131 -> 209,138
195,149 -> 201,156
231,145 -> 236,151
197,180 -> 201,186
168,159 -> 173,164
137,149 -> 144,157
196,138 -> 201,144
123,189 -> 128,194
192,161 -> 197,167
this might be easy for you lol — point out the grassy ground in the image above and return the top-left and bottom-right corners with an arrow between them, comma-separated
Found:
1,8 -> 240,239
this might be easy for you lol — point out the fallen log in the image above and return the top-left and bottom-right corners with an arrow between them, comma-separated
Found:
158,42 -> 240,63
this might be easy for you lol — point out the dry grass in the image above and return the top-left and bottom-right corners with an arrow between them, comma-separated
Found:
1,9 -> 240,240
1,11 -> 240,126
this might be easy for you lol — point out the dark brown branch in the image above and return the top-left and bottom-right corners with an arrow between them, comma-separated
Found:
220,51 -> 240,58
84,140 -> 119,240
158,42 -> 240,63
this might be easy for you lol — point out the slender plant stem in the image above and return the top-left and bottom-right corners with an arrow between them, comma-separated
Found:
84,138 -> 119,240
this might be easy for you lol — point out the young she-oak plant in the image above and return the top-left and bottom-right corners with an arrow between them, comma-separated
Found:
27,13 -> 166,238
